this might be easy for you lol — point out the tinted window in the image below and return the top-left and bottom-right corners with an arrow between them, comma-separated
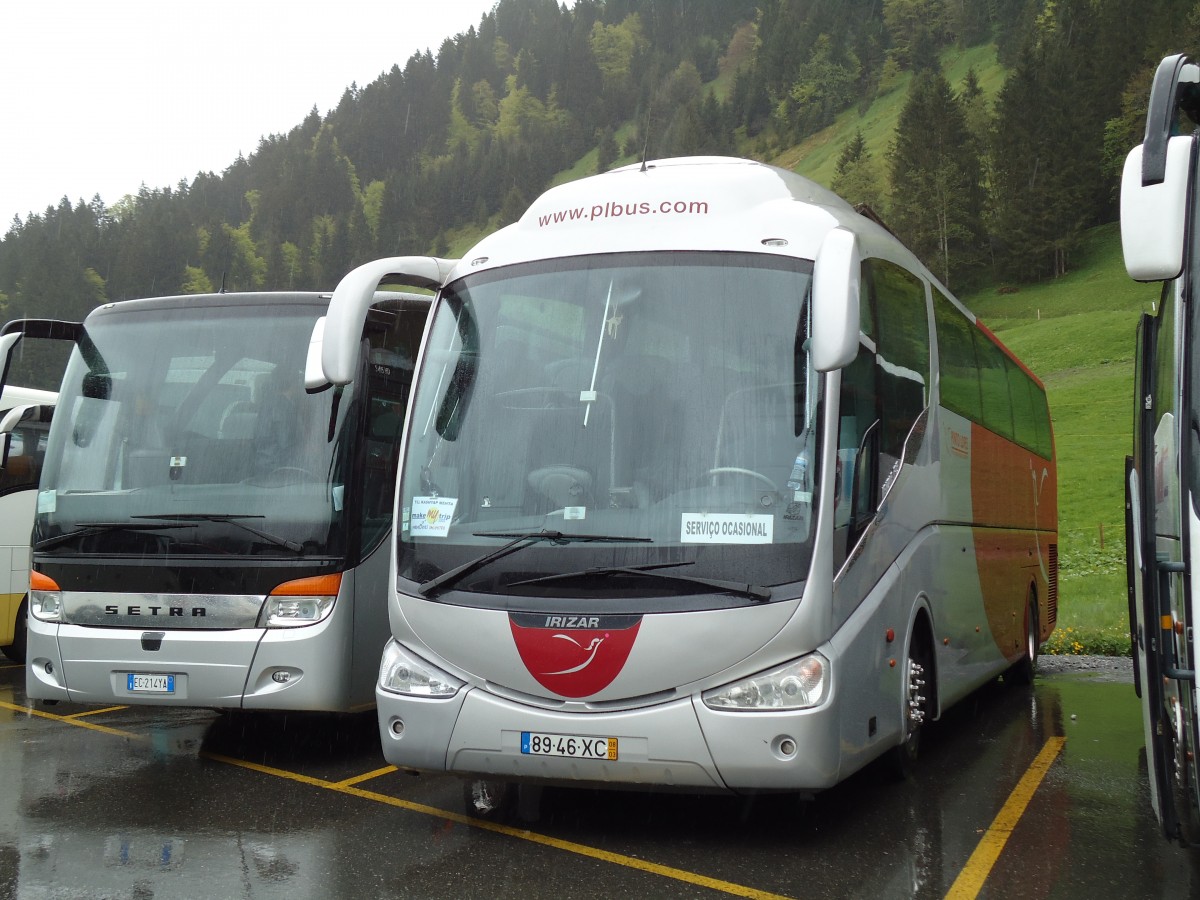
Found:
933,290 -> 982,421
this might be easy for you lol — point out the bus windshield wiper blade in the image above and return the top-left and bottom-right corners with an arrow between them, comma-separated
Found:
34,521 -> 193,551
509,562 -> 772,601
418,529 -> 652,598
132,514 -> 303,552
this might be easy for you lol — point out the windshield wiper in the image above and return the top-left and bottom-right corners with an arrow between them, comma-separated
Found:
34,521 -> 193,551
418,529 -> 652,597
132,514 -> 303,552
509,561 -> 772,601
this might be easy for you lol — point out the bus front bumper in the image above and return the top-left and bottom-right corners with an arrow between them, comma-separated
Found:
25,616 -> 355,711
376,679 -> 843,793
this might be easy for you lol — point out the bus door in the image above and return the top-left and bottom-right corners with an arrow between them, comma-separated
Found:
1130,310 -> 1181,838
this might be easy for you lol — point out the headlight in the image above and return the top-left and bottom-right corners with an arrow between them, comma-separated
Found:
378,640 -> 463,698
29,571 -> 62,623
702,653 -> 829,711
258,573 -> 340,628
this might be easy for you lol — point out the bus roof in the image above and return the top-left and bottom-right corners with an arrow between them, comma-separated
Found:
82,291 -> 428,322
458,156 -> 920,277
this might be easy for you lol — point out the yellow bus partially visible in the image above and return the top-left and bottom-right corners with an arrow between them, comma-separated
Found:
0,385 -> 55,662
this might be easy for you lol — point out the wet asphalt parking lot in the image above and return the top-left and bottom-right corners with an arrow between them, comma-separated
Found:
1,655 -> 1198,899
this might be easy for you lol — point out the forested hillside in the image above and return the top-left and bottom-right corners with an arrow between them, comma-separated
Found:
1,0 -> 1196,387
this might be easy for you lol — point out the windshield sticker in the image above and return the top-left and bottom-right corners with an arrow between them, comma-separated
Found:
563,507 -> 586,520
37,490 -> 56,514
410,496 -> 458,538
681,513 -> 773,544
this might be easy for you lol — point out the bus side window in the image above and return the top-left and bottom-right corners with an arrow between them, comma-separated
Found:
933,290 -> 983,422
835,345 -> 878,567
869,261 -> 930,496
361,304 -> 425,552
0,420 -> 49,494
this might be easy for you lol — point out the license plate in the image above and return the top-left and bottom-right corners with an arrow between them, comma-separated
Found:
521,731 -> 617,760
127,673 -> 175,694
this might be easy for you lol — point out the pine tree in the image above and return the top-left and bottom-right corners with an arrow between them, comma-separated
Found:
833,129 -> 886,212
888,71 -> 986,288
596,127 -> 620,173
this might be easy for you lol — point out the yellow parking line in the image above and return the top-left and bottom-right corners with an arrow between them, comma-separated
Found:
2,698 -> 793,898
334,765 -> 397,787
0,698 -> 141,739
204,750 -> 794,900
64,705 -> 128,718
945,736 -> 1067,899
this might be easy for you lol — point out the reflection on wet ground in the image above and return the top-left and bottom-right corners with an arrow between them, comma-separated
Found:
0,663 -> 1198,899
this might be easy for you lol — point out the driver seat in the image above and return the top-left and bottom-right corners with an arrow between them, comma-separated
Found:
713,383 -> 799,492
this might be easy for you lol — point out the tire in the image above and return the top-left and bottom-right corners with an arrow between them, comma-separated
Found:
0,598 -> 27,663
1007,596 -> 1039,686
462,778 -> 516,820
888,627 -> 931,780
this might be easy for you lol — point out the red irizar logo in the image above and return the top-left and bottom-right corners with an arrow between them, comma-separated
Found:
508,613 -> 642,698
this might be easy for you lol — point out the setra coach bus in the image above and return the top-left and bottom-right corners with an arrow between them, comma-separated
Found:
0,288 -> 433,712
318,156 -> 1057,811
1121,52 -> 1200,844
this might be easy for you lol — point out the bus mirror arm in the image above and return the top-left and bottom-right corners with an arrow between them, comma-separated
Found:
0,331 -> 22,395
321,256 -> 457,387
0,404 -> 39,434
1142,54 -> 1200,187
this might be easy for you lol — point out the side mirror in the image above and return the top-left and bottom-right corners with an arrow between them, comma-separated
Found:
1120,137 -> 1194,282
322,256 -> 456,386
303,316 -> 330,392
811,227 -> 861,372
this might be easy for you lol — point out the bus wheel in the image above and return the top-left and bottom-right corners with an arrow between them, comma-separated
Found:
1007,596 -> 1039,686
0,598 -> 27,663
888,629 -> 931,780
463,778 -> 515,820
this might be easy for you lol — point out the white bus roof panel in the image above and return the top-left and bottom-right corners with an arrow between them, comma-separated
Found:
464,157 -> 862,271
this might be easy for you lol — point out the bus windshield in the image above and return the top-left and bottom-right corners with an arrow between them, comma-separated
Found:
397,251 -> 820,607
35,303 -> 355,559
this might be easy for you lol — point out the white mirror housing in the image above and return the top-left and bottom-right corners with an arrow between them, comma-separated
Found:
1121,136 -> 1194,282
811,227 -> 861,372
303,316 -> 329,392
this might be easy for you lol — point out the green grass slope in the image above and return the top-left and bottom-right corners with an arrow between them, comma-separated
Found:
782,44 -> 1004,186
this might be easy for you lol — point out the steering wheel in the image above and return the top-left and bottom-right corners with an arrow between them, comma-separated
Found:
707,467 -> 780,493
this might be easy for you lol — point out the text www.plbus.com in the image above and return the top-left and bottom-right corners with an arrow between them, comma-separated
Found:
538,199 -> 710,227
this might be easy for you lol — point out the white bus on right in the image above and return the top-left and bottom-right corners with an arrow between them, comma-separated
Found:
322,156 -> 1058,815
1122,52 -> 1200,845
